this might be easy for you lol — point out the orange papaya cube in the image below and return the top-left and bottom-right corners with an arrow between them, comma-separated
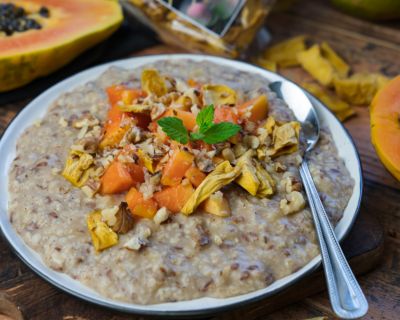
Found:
161,150 -> 194,186
106,85 -> 146,106
154,183 -> 194,213
214,106 -> 239,124
238,95 -> 269,122
163,109 -> 196,131
126,188 -> 158,219
100,161 -> 144,195
184,166 -> 206,187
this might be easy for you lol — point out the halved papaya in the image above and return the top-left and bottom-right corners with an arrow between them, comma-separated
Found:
0,0 -> 123,92
370,75 -> 400,180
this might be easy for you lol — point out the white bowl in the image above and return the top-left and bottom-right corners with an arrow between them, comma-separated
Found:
0,54 -> 362,316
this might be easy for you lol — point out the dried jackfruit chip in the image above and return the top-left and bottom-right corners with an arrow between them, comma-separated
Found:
263,35 -> 307,68
235,150 -> 260,196
181,161 -> 240,215
118,104 -> 151,113
333,73 -> 389,105
62,150 -> 94,187
137,148 -> 156,173
202,192 -> 231,217
141,69 -> 167,97
298,45 -> 336,86
254,161 -> 275,197
253,57 -> 277,72
87,211 -> 119,252
269,121 -> 301,157
320,42 -> 350,78
235,150 -> 275,198
202,84 -> 237,106
302,82 -> 356,121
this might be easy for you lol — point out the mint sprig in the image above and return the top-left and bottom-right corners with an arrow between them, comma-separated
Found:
157,117 -> 189,144
157,105 -> 241,145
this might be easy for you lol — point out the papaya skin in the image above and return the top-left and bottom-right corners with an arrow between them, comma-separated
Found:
370,75 -> 400,180
331,0 -> 400,21
0,0 -> 123,92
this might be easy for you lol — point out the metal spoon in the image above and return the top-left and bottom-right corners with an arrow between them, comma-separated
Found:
269,81 -> 368,319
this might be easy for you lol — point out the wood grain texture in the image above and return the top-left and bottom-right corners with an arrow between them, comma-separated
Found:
1,0 -> 400,319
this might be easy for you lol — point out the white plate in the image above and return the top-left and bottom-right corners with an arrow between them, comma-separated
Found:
0,54 -> 362,316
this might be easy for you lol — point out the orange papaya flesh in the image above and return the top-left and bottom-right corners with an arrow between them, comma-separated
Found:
154,183 -> 195,213
126,188 -> 158,219
100,161 -> 144,195
370,75 -> 400,180
214,106 -> 239,124
161,150 -> 195,186
0,0 -> 123,92
163,109 -> 196,131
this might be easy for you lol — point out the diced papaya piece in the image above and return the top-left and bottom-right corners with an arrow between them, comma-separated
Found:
126,188 -> 158,219
163,109 -> 196,131
214,106 -> 239,124
238,95 -> 269,122
161,150 -> 194,186
100,161 -> 144,195
154,183 -> 195,213
185,166 -> 206,187
106,85 -> 146,106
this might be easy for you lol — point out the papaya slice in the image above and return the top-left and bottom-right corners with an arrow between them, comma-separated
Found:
370,75 -> 400,180
0,0 -> 123,92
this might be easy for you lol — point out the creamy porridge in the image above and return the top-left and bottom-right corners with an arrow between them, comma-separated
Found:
8,60 -> 354,304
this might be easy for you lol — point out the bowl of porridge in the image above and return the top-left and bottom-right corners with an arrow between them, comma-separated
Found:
0,54 -> 362,315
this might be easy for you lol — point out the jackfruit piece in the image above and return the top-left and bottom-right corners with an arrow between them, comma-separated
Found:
263,35 -> 307,68
137,149 -> 155,173
333,73 -> 389,105
62,150 -> 94,187
254,162 -> 275,197
235,150 -> 260,196
302,82 -> 356,121
181,161 -> 240,215
269,121 -> 301,157
202,84 -> 237,106
320,42 -> 350,78
264,116 -> 276,135
253,57 -> 277,72
202,192 -> 231,217
141,69 -> 167,97
118,104 -> 151,113
297,45 -> 336,86
87,211 -> 119,252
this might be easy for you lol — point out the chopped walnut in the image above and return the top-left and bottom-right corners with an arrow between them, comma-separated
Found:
151,103 -> 166,120
124,227 -> 152,251
153,207 -> 170,225
280,191 -> 306,215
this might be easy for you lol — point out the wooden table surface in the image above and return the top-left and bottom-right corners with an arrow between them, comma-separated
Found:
1,0 -> 400,319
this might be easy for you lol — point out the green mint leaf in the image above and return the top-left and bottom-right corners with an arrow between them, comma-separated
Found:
190,132 -> 205,141
201,122 -> 241,144
196,104 -> 214,133
157,117 -> 189,144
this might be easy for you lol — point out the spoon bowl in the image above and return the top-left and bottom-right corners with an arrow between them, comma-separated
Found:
269,81 -> 320,152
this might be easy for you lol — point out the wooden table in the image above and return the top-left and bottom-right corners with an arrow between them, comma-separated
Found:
1,0 -> 400,319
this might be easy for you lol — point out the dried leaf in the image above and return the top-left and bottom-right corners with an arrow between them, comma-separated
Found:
112,203 -> 135,234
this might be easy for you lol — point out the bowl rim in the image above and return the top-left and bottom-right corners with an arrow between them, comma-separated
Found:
0,54 -> 363,316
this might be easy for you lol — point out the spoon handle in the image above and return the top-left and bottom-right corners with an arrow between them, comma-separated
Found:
300,160 -> 368,319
